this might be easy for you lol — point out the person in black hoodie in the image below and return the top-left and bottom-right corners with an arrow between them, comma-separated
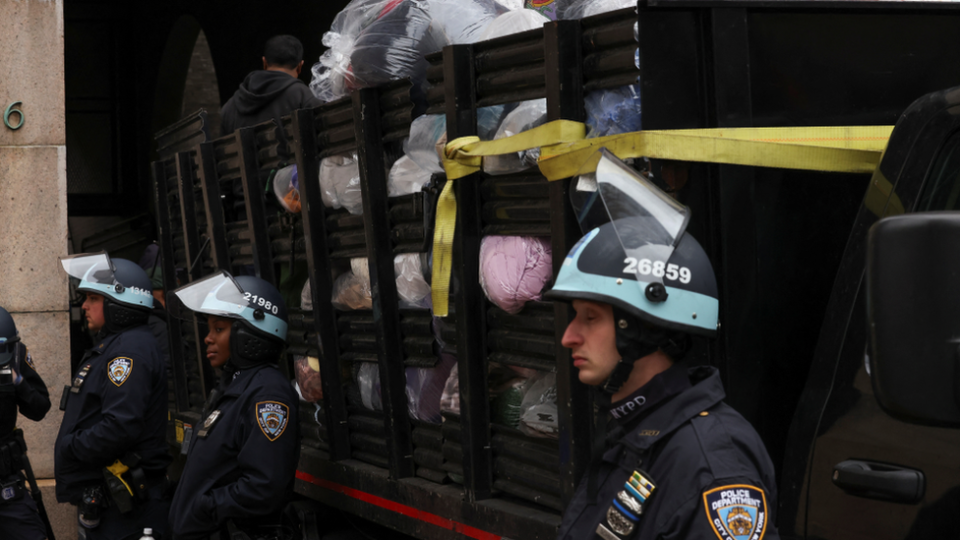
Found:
220,34 -> 321,138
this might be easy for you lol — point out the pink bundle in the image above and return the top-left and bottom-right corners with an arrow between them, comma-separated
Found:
479,236 -> 553,314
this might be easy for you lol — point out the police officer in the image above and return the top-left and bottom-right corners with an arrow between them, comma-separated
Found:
168,271 -> 299,540
56,252 -> 171,539
0,306 -> 52,540
547,151 -> 779,540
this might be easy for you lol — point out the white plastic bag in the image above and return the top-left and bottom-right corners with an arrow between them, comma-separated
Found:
395,253 -> 432,309
319,153 -> 364,215
562,0 -> 634,19
358,362 -> 383,411
477,9 -> 549,41
331,258 -> 373,310
388,154 -> 432,197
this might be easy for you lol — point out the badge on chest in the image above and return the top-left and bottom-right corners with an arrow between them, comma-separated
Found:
71,364 -> 93,394
596,470 -> 656,540
196,410 -> 222,439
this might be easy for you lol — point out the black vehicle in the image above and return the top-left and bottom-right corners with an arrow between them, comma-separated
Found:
151,2 -> 960,539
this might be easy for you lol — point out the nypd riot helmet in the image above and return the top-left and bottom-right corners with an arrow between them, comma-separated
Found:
60,253 -> 154,334
174,271 -> 288,369
545,150 -> 719,394
0,306 -> 21,367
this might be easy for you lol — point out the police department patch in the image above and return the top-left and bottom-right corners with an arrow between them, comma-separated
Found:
703,484 -> 768,540
24,350 -> 35,371
107,357 -> 133,387
256,401 -> 289,441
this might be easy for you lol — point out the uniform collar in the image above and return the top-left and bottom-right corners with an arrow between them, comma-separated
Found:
616,366 -> 725,452
89,332 -> 122,356
609,363 -> 691,426
221,363 -> 275,398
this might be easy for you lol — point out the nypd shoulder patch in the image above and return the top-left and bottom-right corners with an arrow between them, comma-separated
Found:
107,357 -> 133,387
256,401 -> 289,442
24,350 -> 36,371
703,484 -> 768,540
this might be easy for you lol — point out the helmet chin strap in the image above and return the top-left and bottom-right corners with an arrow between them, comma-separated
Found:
598,306 -> 660,400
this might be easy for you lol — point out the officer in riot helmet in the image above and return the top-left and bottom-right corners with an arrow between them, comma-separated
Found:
55,253 -> 171,539
168,271 -> 299,540
549,151 -> 780,540
0,306 -> 52,540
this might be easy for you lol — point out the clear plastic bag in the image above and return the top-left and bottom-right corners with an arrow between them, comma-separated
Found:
311,0 -> 434,102
479,8 -> 549,40
479,236 -> 553,314
331,258 -> 373,310
358,362 -> 383,411
405,351 -> 457,423
319,152 -> 363,215
310,0 -> 505,103
518,371 -> 558,438
331,256 -> 432,310
272,164 -> 301,213
585,84 -> 641,138
440,362 -> 460,414
395,253 -> 432,309
301,280 -> 313,311
388,154 -> 432,197
404,114 -> 447,174
295,356 -> 324,403
482,99 -> 547,175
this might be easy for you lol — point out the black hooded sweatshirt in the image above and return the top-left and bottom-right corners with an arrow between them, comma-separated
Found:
220,70 -> 321,138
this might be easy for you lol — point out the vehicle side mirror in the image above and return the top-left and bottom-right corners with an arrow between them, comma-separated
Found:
867,212 -> 960,427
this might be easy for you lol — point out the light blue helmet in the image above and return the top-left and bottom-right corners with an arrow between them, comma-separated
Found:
545,220 -> 719,337
60,253 -> 154,333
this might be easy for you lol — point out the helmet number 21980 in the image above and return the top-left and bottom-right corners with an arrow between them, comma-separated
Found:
623,258 -> 692,284
243,292 -> 279,315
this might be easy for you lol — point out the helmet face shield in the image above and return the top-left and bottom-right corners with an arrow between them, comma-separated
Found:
60,252 -> 154,310
0,337 -> 18,366
573,149 -> 691,292
173,271 -> 288,342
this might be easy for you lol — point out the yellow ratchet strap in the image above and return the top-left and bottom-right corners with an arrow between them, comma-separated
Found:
538,125 -> 893,180
106,459 -> 134,496
432,120 -> 587,315
431,122 -> 893,315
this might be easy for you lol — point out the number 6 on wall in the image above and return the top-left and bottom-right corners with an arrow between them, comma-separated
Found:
4,102 -> 24,130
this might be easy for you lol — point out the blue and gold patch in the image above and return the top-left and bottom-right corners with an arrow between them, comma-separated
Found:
703,484 -> 768,540
107,357 -> 133,387
24,349 -> 36,371
256,401 -> 289,441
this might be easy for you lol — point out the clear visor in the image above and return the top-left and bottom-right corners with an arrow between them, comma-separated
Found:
0,338 -> 17,364
572,149 -> 691,288
60,252 -> 117,286
173,271 -> 248,319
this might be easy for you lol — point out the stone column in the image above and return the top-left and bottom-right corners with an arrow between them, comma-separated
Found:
1,0 -> 76,537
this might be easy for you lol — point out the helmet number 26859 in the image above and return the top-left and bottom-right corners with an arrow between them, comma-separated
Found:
623,258 -> 692,284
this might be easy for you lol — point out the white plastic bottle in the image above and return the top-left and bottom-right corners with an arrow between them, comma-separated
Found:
139,528 -> 155,540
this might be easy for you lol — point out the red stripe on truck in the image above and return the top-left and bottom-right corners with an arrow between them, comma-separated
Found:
295,470 -> 503,540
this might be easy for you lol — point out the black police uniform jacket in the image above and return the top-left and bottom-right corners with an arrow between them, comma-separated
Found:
169,363 -> 300,539
54,325 -> 170,504
557,366 -> 780,540
1,342 -> 51,437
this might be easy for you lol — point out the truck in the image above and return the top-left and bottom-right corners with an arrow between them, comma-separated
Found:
149,2 -> 960,539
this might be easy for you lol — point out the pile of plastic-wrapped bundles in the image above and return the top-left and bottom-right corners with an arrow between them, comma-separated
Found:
290,0 -> 641,439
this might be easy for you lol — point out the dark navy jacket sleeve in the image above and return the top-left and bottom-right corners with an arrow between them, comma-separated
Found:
199,386 -> 300,524
15,348 -> 50,422
62,351 -> 154,465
